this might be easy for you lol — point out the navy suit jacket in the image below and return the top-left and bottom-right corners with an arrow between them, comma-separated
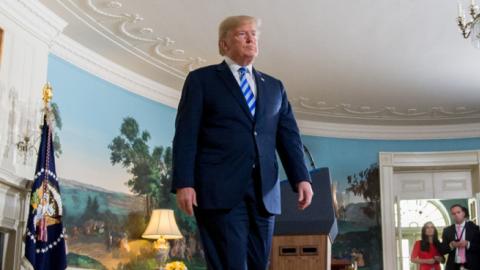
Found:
172,61 -> 311,215
440,221 -> 480,270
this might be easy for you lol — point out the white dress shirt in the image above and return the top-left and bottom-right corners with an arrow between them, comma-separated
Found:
224,56 -> 257,97
454,220 -> 469,264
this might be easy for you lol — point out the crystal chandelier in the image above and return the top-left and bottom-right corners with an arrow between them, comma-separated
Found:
457,0 -> 480,48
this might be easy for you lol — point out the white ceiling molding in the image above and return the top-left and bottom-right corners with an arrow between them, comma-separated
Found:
55,0 -> 206,80
50,34 -> 180,108
0,0 -> 67,45
38,0 -> 480,127
293,97 -> 480,122
297,119 -> 480,140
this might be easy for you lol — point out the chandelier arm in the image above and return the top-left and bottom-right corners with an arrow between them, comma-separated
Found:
464,21 -> 473,38
458,17 -> 473,39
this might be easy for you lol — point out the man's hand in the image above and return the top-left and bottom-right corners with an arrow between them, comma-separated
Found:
297,181 -> 313,210
457,240 -> 469,248
450,240 -> 469,249
176,187 -> 197,216
450,241 -> 458,249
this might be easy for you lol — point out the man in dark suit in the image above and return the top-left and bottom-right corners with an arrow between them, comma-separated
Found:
440,204 -> 480,270
172,15 -> 313,269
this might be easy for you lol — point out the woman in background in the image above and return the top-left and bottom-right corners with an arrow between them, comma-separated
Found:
411,221 -> 445,270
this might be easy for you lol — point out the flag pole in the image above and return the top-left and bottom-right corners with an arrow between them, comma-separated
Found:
39,82 -> 53,242
42,82 -> 52,107
42,82 -> 53,122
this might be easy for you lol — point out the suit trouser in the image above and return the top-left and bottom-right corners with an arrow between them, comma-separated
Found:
447,263 -> 475,270
194,168 -> 275,270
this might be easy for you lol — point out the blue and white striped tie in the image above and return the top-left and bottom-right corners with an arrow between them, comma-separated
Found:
238,67 -> 256,116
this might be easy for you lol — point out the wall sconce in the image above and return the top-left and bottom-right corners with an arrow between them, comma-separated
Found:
16,121 -> 39,164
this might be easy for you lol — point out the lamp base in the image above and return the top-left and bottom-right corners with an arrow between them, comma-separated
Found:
154,237 -> 170,268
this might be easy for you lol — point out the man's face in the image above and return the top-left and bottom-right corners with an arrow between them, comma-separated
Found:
451,206 -> 466,224
222,21 -> 258,63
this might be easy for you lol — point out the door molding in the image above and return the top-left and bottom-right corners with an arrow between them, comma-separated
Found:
379,150 -> 480,270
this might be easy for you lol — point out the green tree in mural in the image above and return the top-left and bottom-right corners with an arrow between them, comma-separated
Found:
108,117 -> 198,238
108,117 -> 170,214
125,211 -> 147,239
152,145 -> 174,207
346,163 -> 381,226
50,102 -> 63,157
81,196 -> 100,221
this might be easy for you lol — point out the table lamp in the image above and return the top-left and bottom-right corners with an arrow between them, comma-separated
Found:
142,209 -> 183,265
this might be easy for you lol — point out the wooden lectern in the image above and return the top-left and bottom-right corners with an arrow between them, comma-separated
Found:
270,168 -> 338,270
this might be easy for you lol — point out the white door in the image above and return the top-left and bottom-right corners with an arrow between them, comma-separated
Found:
468,193 -> 480,225
395,198 -> 451,270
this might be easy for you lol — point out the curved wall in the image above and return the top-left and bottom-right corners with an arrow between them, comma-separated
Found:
48,53 -> 480,270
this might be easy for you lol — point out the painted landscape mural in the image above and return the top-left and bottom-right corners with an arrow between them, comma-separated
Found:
332,163 -> 381,270
301,135 -> 480,270
59,117 -> 205,270
49,54 -> 480,270
48,55 -> 205,269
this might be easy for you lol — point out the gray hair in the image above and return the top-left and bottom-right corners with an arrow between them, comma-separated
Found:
218,15 -> 260,55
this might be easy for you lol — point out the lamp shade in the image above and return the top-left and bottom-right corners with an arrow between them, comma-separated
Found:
142,209 -> 183,240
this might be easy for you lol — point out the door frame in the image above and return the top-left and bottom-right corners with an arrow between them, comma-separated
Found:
379,150 -> 480,270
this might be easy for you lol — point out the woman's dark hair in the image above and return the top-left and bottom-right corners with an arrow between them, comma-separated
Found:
420,222 -> 441,252
450,204 -> 469,219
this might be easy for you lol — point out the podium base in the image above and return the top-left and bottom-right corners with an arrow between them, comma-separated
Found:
269,234 -> 331,270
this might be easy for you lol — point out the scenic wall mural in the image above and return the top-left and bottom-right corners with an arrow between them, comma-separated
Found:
48,53 -> 480,270
301,136 -> 480,270
47,55 -> 204,270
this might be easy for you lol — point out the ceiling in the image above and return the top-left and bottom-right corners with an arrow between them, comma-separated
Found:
40,0 -> 480,125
